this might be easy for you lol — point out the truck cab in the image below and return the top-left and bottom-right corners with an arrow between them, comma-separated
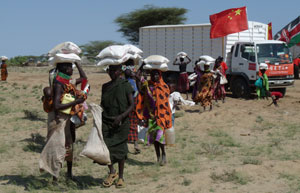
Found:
227,40 -> 294,98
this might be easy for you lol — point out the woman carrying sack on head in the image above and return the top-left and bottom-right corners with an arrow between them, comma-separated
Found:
100,64 -> 134,188
193,57 -> 214,111
136,55 -> 172,166
1,56 -> 8,81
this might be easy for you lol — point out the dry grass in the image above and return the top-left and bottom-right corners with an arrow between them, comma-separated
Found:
1,66 -> 300,192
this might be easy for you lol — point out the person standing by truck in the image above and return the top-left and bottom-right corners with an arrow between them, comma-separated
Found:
212,57 -> 227,103
293,56 -> 300,79
255,63 -> 270,99
173,53 -> 191,99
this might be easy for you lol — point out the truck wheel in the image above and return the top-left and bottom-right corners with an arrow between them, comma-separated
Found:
232,78 -> 250,98
271,88 -> 286,97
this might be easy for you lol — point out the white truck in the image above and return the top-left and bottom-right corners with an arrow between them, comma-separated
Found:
139,21 -> 294,97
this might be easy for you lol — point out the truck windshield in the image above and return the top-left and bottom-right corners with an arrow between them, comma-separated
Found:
256,43 -> 292,64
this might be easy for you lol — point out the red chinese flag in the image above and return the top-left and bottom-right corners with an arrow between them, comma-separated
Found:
210,6 -> 248,39
268,22 -> 273,40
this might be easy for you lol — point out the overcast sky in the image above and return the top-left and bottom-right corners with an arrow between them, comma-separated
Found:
1,0 -> 299,58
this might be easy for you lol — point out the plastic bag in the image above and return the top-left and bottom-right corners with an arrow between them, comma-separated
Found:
220,75 -> 228,85
80,104 -> 111,165
255,77 -> 263,88
138,125 -> 148,143
165,127 -> 175,145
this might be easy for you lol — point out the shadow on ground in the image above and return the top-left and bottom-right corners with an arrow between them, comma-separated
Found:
126,157 -> 154,166
21,133 -> 46,153
22,110 -> 46,122
0,174 -> 102,191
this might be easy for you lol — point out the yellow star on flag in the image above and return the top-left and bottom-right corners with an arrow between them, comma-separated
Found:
235,9 -> 241,15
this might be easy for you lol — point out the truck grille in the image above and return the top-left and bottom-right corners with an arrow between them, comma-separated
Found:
268,76 -> 289,80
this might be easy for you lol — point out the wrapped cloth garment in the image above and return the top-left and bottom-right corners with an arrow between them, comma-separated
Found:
136,72 -> 172,145
193,72 -> 214,107
1,63 -> 8,81
101,78 -> 133,164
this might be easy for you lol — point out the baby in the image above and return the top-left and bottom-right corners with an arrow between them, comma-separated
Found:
42,87 -> 53,113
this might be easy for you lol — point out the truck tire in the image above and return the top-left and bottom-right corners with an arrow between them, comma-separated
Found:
271,88 -> 286,97
231,78 -> 250,98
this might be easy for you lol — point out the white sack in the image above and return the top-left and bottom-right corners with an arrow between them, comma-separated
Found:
124,44 -> 143,55
48,41 -> 81,56
188,73 -> 197,81
49,53 -> 81,66
143,63 -> 168,72
1,56 -> 8,60
177,51 -> 187,58
96,45 -> 128,59
196,55 -> 215,71
143,55 -> 169,65
80,103 -> 111,165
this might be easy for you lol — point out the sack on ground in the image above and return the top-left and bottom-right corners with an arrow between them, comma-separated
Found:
165,127 -> 175,145
80,103 -> 111,165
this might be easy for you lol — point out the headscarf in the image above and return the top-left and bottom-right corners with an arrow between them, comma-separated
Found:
136,71 -> 172,130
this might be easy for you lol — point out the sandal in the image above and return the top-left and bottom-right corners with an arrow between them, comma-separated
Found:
116,178 -> 126,188
102,172 -> 118,187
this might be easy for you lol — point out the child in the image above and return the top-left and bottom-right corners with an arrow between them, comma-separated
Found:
42,87 -> 53,113
268,91 -> 283,107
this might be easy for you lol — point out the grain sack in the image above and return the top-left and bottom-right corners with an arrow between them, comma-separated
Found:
96,45 -> 128,59
80,103 -> 111,165
124,44 -> 143,56
48,53 -> 81,66
48,41 -> 82,56
143,55 -> 169,65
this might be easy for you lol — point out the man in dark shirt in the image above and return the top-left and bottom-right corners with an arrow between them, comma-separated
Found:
173,55 -> 191,99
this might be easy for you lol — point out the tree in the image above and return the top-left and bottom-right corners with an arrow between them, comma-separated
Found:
80,40 -> 121,62
115,5 -> 187,44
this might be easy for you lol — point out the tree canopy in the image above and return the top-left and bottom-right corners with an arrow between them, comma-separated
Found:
80,40 -> 121,62
115,5 -> 187,44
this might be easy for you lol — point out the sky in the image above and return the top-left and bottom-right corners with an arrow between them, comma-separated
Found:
1,0 -> 299,58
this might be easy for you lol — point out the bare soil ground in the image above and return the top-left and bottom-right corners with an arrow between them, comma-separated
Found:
1,66 -> 300,193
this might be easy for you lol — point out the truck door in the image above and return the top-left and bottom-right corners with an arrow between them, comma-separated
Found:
231,43 -> 257,81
